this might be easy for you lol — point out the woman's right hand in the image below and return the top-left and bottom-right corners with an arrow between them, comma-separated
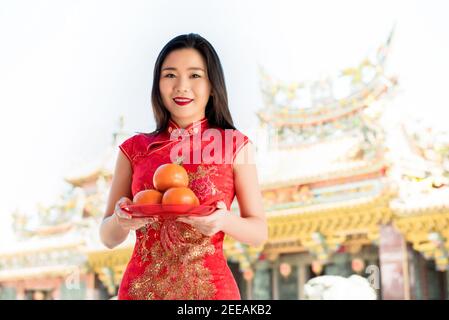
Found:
113,197 -> 156,232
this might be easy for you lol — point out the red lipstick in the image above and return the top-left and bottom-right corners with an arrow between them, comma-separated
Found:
173,97 -> 194,106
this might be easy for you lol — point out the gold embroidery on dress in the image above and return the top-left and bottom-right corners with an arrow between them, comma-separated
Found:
188,165 -> 220,201
136,221 -> 161,265
129,164 -> 222,299
129,220 -> 217,300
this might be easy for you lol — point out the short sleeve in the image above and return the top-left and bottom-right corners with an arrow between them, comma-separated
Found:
232,130 -> 250,164
119,135 -> 136,166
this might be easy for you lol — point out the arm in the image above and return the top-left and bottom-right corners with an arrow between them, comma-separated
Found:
99,150 -> 152,249
222,141 -> 268,246
178,142 -> 268,247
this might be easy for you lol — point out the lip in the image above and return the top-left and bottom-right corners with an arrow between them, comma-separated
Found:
173,97 -> 194,106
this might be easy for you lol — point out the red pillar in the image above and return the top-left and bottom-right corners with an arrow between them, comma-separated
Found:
379,224 -> 410,300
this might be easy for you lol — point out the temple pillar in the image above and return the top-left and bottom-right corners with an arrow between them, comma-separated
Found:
379,224 -> 411,300
272,260 -> 279,300
298,264 -> 307,299
86,273 -> 96,300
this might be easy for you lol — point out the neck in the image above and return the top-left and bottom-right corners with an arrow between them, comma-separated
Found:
170,114 -> 205,129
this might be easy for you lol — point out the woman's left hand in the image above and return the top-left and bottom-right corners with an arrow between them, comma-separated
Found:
177,201 -> 228,236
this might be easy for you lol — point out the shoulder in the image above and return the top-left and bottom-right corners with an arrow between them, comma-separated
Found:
119,132 -> 158,162
233,139 -> 255,166
211,127 -> 250,143
210,127 -> 251,164
229,128 -> 251,162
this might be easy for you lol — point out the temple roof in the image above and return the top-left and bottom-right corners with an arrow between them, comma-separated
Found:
388,118 -> 449,215
0,217 -> 135,281
257,28 -> 396,127
257,135 -> 387,188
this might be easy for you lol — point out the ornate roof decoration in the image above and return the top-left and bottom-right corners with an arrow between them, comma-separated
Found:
257,28 -> 396,126
257,28 -> 397,151
390,119 -> 449,215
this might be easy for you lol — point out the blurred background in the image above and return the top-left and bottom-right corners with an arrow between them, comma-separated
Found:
1,0 -> 449,300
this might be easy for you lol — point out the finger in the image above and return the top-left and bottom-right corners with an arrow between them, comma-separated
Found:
115,201 -> 131,217
177,218 -> 192,224
140,220 -> 152,228
117,200 -> 132,212
216,201 -> 226,209
118,197 -> 132,206
180,220 -> 198,229
130,220 -> 149,230
116,210 -> 132,220
120,211 -> 132,219
145,219 -> 156,226
179,216 -> 205,224
185,216 -> 208,223
197,228 -> 214,237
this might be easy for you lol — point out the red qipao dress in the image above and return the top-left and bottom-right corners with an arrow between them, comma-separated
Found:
116,117 -> 249,300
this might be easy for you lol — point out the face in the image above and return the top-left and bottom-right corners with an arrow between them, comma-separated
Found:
159,48 -> 212,126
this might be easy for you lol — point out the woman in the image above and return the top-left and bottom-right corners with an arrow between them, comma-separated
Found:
100,33 -> 267,300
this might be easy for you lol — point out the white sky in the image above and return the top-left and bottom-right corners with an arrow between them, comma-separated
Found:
1,0 -> 448,246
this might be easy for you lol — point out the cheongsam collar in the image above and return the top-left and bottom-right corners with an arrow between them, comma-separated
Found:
146,117 -> 209,157
167,117 -> 209,138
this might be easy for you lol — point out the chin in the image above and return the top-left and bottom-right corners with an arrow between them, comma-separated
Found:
170,106 -> 203,119
170,109 -> 196,119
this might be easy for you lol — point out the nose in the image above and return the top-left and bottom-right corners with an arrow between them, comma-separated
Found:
174,76 -> 191,93
176,87 -> 188,93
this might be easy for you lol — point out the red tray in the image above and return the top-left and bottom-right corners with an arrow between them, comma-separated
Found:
119,203 -> 216,218
119,194 -> 224,218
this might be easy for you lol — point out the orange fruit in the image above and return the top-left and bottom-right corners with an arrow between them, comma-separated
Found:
162,187 -> 200,206
133,189 -> 163,205
153,163 -> 189,192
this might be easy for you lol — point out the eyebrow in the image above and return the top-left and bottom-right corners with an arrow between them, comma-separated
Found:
161,67 -> 205,72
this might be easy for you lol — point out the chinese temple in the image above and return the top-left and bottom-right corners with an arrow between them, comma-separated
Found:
225,29 -> 449,300
1,30 -> 449,300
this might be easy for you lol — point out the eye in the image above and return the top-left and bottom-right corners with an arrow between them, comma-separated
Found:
192,74 -> 201,78
164,73 -> 175,78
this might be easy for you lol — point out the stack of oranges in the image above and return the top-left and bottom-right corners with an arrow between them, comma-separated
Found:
133,163 -> 200,206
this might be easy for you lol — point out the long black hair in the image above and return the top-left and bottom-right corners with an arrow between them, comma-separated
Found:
150,33 -> 236,134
